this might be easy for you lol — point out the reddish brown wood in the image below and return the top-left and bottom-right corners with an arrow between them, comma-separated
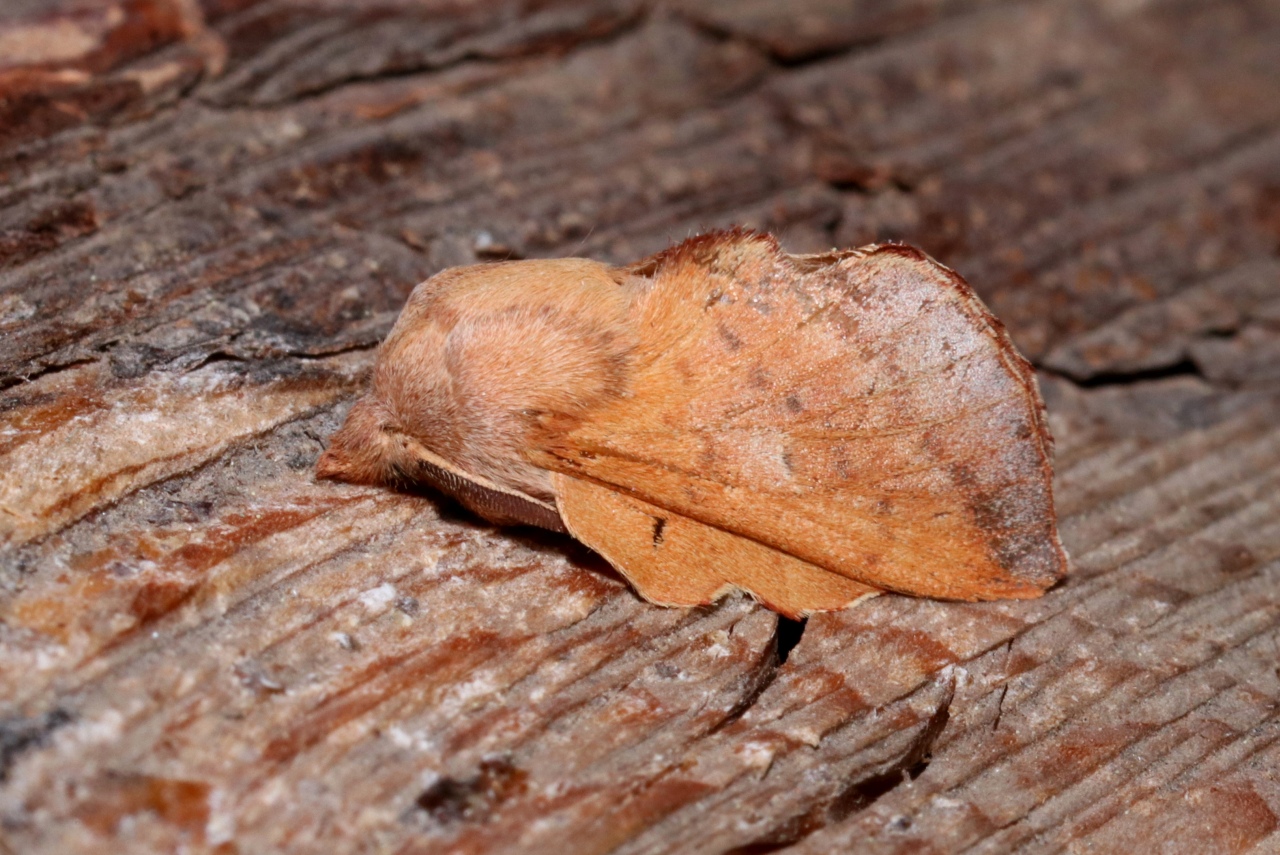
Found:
1,1 -> 1278,853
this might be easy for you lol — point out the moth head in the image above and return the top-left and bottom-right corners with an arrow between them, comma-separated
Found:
315,394 -> 395,485
317,258 -> 635,529
316,392 -> 566,531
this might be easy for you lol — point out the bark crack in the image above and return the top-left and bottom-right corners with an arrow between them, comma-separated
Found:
723,674 -> 956,854
0,708 -> 73,783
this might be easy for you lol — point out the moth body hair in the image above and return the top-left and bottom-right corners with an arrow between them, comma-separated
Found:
319,259 -> 636,506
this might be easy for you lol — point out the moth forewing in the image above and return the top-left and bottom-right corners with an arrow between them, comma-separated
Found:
320,229 -> 1067,615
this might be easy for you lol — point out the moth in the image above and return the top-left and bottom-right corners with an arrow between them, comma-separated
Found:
318,229 -> 1067,618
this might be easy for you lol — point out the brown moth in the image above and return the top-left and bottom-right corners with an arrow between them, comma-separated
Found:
318,229 -> 1067,618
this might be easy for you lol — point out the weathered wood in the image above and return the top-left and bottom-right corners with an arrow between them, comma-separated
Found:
1,1 -> 1278,853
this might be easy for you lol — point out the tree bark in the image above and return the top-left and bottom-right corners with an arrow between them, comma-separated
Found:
1,1 -> 1278,853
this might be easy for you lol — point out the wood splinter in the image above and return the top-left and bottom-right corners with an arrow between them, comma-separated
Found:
318,229 -> 1067,618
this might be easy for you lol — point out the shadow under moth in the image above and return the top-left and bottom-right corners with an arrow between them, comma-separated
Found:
318,229 -> 1067,618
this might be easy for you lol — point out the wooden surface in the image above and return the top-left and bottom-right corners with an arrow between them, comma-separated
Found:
2,1 -> 1279,852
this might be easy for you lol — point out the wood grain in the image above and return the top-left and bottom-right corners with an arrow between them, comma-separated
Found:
1,1 -> 1278,853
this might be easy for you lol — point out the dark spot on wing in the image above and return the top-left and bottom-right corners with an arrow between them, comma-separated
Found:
952,464 -> 1059,581
949,464 -> 978,490
919,428 -> 944,458
785,395 -> 804,413
718,322 -> 742,351
652,516 -> 667,547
